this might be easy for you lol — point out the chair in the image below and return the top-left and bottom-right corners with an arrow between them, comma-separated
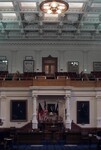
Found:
4,138 -> 13,150
80,131 -> 89,144
0,134 -> 4,150
96,131 -> 101,150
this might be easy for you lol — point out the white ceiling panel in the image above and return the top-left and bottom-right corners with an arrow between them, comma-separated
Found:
0,0 -> 101,43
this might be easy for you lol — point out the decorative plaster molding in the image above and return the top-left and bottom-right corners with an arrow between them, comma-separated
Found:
65,90 -> 71,98
96,96 -> 101,100
0,96 -> 6,101
0,92 -> 6,101
32,91 -> 38,98
96,92 -> 101,99
0,40 -> 101,46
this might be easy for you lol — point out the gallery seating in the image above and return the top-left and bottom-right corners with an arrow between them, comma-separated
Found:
91,71 -> 101,80
2,71 -> 101,81
55,72 -> 67,79
0,71 -> 8,80
5,73 -> 13,80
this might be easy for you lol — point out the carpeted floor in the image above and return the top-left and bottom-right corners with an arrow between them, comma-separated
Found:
12,144 -> 97,150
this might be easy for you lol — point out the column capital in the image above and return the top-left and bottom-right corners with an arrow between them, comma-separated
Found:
32,91 -> 38,98
96,95 -> 101,100
65,90 -> 71,99
95,91 -> 101,99
0,92 -> 6,101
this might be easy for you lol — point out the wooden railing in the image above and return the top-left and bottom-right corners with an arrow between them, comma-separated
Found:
33,79 -> 99,87
0,80 -> 33,87
0,78 -> 100,87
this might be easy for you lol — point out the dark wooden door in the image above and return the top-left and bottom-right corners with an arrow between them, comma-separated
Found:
42,55 -> 57,78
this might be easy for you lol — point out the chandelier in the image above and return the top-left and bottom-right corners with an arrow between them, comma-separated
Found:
39,0 -> 69,14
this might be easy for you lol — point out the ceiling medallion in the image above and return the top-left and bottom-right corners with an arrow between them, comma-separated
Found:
40,0 -> 69,14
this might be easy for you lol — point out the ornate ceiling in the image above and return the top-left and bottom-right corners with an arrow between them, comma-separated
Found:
0,0 -> 101,45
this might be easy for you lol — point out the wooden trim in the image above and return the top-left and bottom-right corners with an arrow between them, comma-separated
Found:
42,55 -> 57,76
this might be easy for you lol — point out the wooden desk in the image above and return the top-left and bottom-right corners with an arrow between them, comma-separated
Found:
16,131 -> 43,145
4,138 -> 13,150
39,122 -> 63,131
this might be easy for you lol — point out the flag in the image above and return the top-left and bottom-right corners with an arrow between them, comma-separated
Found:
44,101 -> 48,116
55,103 -> 58,115
38,103 -> 44,120
44,101 -> 47,110
43,101 -> 48,120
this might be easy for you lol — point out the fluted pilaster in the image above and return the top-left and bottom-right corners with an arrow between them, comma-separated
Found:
96,94 -> 101,127
32,92 -> 38,129
65,91 -> 71,129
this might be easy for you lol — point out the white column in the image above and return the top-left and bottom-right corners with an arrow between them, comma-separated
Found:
65,91 -> 71,129
0,96 -> 1,119
32,92 -> 38,129
0,92 -> 6,127
96,95 -> 101,127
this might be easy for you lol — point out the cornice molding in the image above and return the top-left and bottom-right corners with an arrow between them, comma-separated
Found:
0,40 -> 101,46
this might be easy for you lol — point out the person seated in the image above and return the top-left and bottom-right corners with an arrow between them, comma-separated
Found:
13,71 -> 20,80
80,71 -> 89,81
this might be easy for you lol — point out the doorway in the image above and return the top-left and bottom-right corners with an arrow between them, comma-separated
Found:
42,55 -> 57,78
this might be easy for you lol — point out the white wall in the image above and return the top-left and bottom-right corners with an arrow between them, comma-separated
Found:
0,44 -> 101,73
0,87 -> 101,129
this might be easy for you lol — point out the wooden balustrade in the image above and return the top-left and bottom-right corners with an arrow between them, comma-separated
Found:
0,78 -> 100,87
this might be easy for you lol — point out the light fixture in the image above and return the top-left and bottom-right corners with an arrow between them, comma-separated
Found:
40,0 -> 69,14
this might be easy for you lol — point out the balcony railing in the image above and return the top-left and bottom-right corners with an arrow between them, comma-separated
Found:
0,78 -> 100,88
